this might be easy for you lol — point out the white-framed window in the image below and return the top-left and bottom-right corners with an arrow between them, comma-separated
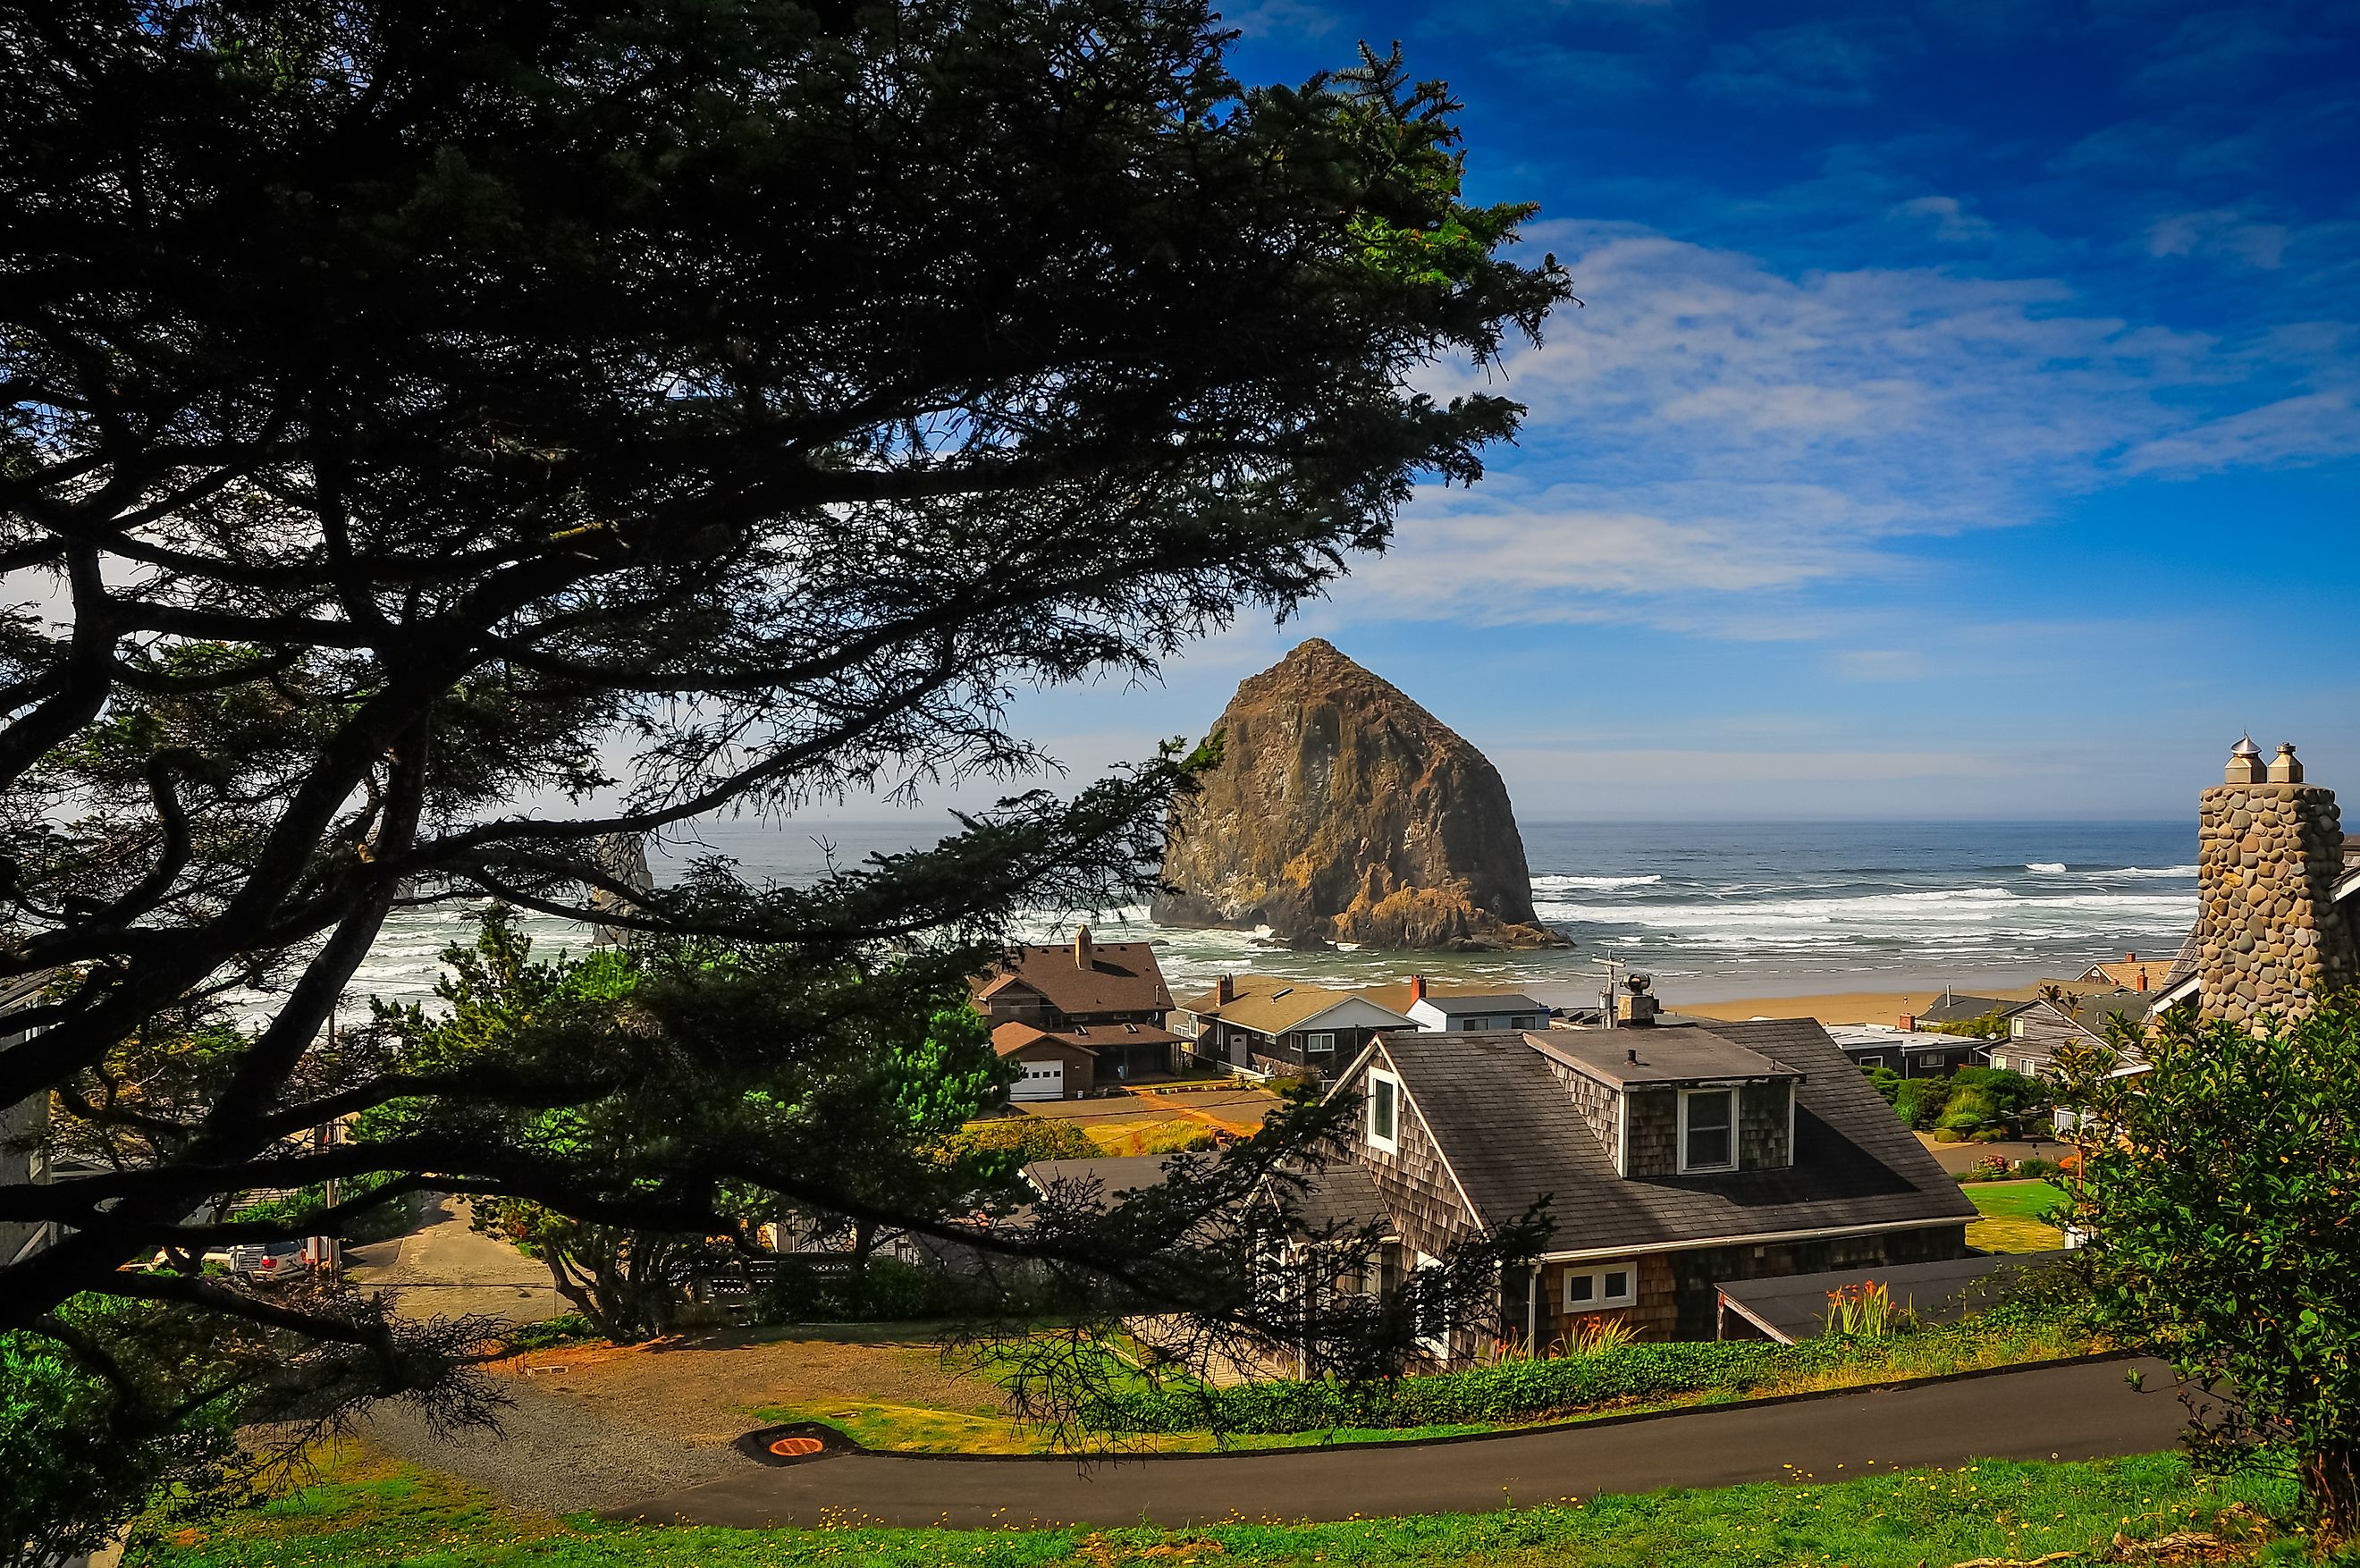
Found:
1564,1260 -> 1637,1312
1306,1031 -> 1336,1054
1858,1054 -> 1885,1068
1918,1054 -> 1943,1068
1366,1068 -> 1401,1154
1677,1087 -> 1736,1173
1989,1052 -> 2006,1071
2010,1016 -> 2027,1038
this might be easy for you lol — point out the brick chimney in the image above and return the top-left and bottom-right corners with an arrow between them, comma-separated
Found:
2196,738 -> 2356,1027
1409,973 -> 1427,1004
1073,924 -> 1093,969
1215,973 -> 1235,1005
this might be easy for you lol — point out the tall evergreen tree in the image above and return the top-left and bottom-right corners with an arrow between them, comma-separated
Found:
0,0 -> 1570,1538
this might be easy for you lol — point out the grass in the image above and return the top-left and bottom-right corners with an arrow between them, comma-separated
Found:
124,1442 -> 2324,1568
1966,1180 -> 2069,1253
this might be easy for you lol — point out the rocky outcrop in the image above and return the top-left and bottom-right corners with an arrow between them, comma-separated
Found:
1152,639 -> 1565,951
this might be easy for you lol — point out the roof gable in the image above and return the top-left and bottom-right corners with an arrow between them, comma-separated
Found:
977,940 -> 1174,1018
1179,977 -> 1413,1036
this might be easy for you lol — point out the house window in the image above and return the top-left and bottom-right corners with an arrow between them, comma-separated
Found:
1564,1260 -> 1637,1312
1918,1054 -> 1943,1068
1513,1016 -> 1541,1030
1678,1088 -> 1736,1173
2010,1017 -> 2027,1039
1367,1069 -> 1401,1154
1858,1054 -> 1884,1069
1989,1052 -> 2006,1071
1306,1032 -> 1336,1054
1463,1017 -> 1489,1031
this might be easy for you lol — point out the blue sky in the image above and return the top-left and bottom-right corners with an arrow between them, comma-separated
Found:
978,0 -> 2360,822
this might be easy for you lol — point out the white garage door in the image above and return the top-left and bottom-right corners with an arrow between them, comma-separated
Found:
1011,1061 -> 1065,1100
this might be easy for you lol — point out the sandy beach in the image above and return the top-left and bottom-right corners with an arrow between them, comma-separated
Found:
1677,984 -> 2047,1027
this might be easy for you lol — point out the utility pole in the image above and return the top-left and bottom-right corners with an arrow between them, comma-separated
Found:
308,1015 -> 343,1286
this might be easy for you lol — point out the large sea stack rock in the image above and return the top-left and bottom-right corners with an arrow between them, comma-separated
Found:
1153,639 -> 1565,951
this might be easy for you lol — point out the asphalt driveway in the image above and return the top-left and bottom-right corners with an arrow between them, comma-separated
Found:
611,1355 -> 2199,1529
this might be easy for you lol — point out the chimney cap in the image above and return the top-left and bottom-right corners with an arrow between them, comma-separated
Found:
2232,734 -> 2261,757
2268,741 -> 2305,784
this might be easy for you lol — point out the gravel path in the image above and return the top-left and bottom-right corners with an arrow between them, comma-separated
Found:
361,1372 -> 758,1516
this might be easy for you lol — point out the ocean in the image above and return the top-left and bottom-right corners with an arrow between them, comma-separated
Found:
345,819 -> 2198,1016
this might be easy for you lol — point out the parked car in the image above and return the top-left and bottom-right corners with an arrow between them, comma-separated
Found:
146,1239 -> 305,1280
227,1241 -> 306,1283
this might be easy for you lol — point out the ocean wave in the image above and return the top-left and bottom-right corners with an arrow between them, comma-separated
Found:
1530,873 -> 1664,890
1530,884 -> 2193,933
2026,862 -> 2067,873
2085,864 -> 2198,880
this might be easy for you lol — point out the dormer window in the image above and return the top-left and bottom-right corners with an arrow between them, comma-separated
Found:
1678,1087 -> 1736,1173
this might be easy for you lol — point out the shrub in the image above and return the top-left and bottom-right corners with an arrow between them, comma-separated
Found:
228,1172 -> 423,1246
502,1312 -> 601,1353
1084,1308 -> 2087,1437
943,1116 -> 1098,1164
1861,1065 -> 1903,1104
1892,1076 -> 1951,1130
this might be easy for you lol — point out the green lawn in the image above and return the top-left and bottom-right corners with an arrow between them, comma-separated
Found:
123,1443 -> 2318,1568
1966,1180 -> 2068,1252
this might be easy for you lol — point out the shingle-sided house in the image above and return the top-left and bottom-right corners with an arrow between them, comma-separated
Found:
973,928 -> 1182,1100
1286,1016 -> 1975,1362
1175,975 -> 1415,1079
1990,989 -> 2157,1078
1358,976 -> 1550,1033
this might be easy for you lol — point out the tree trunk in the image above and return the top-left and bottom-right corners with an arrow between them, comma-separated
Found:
2304,1443 -> 2360,1545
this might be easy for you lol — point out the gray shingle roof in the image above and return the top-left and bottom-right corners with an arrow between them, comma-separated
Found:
1366,1019 -> 1975,1256
1913,993 -> 2035,1026
1273,1160 -> 1396,1235
1537,1024 -> 1805,1086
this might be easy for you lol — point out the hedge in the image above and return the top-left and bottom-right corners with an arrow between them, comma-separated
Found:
1085,1311 -> 2073,1435
1087,1338 -> 1850,1433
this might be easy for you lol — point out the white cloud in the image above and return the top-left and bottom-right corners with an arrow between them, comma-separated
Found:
1366,224 -> 2360,624
2146,208 -> 2292,269
1892,194 -> 1994,243
1212,0 -> 1337,41
2123,390 -> 2360,474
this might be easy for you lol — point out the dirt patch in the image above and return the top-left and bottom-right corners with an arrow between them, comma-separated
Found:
498,1328 -> 1007,1445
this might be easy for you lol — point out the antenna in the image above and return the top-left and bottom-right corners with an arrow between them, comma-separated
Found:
1593,948 -> 1621,1030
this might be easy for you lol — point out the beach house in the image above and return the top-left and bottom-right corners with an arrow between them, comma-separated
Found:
1274,1013 -> 1975,1364
1174,975 -> 1415,1079
973,928 -> 1181,1100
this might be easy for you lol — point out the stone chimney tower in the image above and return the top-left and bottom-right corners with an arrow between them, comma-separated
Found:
2196,738 -> 2356,1026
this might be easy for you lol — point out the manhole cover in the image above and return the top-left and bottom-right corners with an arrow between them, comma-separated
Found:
768,1436 -> 825,1458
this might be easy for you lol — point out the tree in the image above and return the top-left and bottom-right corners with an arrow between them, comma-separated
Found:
0,3 -> 1570,1547
2053,999 -> 2360,1541
1,0 -> 1563,1313
405,911 -> 1009,1339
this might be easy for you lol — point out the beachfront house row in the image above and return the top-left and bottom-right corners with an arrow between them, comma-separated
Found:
1275,1016 -> 1976,1365
972,928 -> 1182,1100
1175,975 -> 1415,1080
1358,976 -> 1551,1033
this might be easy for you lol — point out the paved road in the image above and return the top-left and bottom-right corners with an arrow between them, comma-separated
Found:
345,1194 -> 566,1325
611,1356 -> 2196,1530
